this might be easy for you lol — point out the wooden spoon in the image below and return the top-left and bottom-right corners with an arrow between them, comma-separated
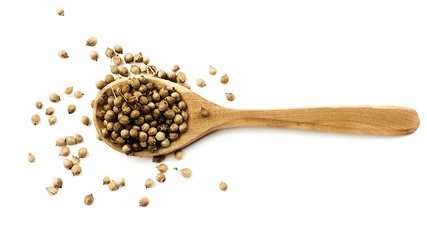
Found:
93,76 -> 420,157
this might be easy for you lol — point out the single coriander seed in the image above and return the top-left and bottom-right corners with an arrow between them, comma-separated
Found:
27,153 -> 35,163
156,163 -> 168,173
31,114 -> 40,125
108,181 -> 119,191
119,67 -> 129,77
219,181 -> 228,191
90,50 -> 99,61
117,177 -> 126,187
53,177 -> 63,189
56,137 -> 66,146
75,134 -> 84,143
45,107 -> 54,115
67,104 -> 76,114
156,173 -> 166,183
78,147 -> 88,158
63,158 -> 73,170
176,72 -> 187,83
46,186 -> 58,196
200,107 -> 209,117
48,115 -> 57,126
180,168 -> 192,178
226,92 -> 235,101
49,93 -> 61,103
134,53 -> 143,62
105,47 -> 114,58
81,116 -> 90,126
171,64 -> 180,72
71,155 -> 80,165
57,8 -> 64,16
58,49 -> 69,59
59,146 -> 70,157
35,101 -> 43,109
209,65 -> 217,75
139,197 -> 149,207
71,165 -> 82,176
64,86 -> 73,95
84,194 -> 94,206
174,150 -> 183,160
220,74 -> 229,84
113,55 -> 122,66
86,37 -> 97,47
114,45 -> 123,54
196,79 -> 206,87
74,91 -> 84,98
124,53 -> 133,63
65,136 -> 76,145
103,176 -> 110,185
145,178 -> 154,189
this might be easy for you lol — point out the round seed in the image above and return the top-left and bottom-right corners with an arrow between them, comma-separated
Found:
84,194 -> 94,206
46,186 -> 58,196
71,165 -> 82,176
86,37 -> 97,47
57,8 -> 64,16
156,163 -> 168,173
139,197 -> 149,207
81,116 -> 90,126
27,153 -> 35,163
220,74 -> 229,84
64,86 -> 73,95
59,146 -> 70,156
209,65 -> 217,75
90,50 -> 99,61
105,48 -> 114,58
114,45 -> 123,54
78,147 -> 88,158
145,178 -> 154,188
156,173 -> 166,183
49,93 -> 61,103
67,104 -> 76,114
108,181 -> 119,191
180,168 -> 192,178
196,79 -> 206,87
53,177 -> 63,189
35,101 -> 43,109
48,115 -> 57,126
58,49 -> 68,59
226,92 -> 235,101
219,181 -> 228,191
174,150 -> 183,160
74,91 -> 84,98
63,159 -> 73,170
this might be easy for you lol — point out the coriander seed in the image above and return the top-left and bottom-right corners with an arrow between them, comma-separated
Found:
59,146 -> 70,157
139,197 -> 149,207
219,181 -> 228,191
117,177 -> 126,187
64,86 -> 73,95
90,50 -> 99,61
174,150 -> 183,160
78,147 -> 88,158
103,176 -> 110,185
119,67 -> 129,77
209,65 -> 217,75
48,115 -> 57,125
108,181 -> 119,191
86,37 -> 97,47
31,114 -> 40,125
124,53 -> 133,63
63,158 -> 73,170
81,116 -> 90,126
58,49 -> 68,59
53,177 -> 63,189
71,155 -> 80,165
145,178 -> 154,189
113,55 -> 122,66
49,93 -> 61,103
142,56 -> 150,65
27,153 -> 35,163
200,107 -> 209,117
110,65 -> 119,74
84,194 -> 94,206
46,186 -> 58,196
74,91 -> 84,98
176,72 -> 187,83
57,8 -> 64,16
220,74 -> 229,84
134,53 -> 143,62
45,107 -> 54,115
226,92 -> 235,101
75,134 -> 83,143
71,165 -> 82,176
114,45 -> 123,54
171,64 -> 180,72
156,173 -> 166,183
196,79 -> 206,87
35,101 -> 43,109
56,137 -> 66,146
180,168 -> 192,178
65,136 -> 76,145
130,65 -> 140,74
67,104 -> 76,114
105,47 -> 114,58
156,163 -> 168,173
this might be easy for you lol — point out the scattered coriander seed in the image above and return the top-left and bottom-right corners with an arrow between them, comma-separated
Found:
180,168 -> 192,178
74,91 -> 84,98
35,101 -> 43,109
48,115 -> 57,126
196,79 -> 206,88
219,181 -> 228,191
117,177 -> 126,187
174,150 -> 183,160
145,178 -> 155,189
147,65 -> 157,76
71,164 -> 82,176
200,107 -> 209,117
65,136 -> 76,145
226,92 -> 235,101
67,104 -> 76,114
49,93 -> 61,103
90,50 -> 99,61
27,153 -> 35,163
220,74 -> 229,84
152,155 -> 166,163
156,163 -> 168,173
209,65 -> 217,75
119,67 -> 129,77
57,8 -> 64,16
114,45 -> 123,54
103,176 -> 110,185
142,56 -> 150,65
84,194 -> 94,206
108,181 -> 119,191
45,107 -> 54,115
58,49 -> 68,59
113,55 -> 122,66
59,146 -> 70,157
31,114 -> 40,125
56,137 -> 66,146
130,65 -> 141,74
134,53 -> 143,62
171,64 -> 180,72
176,72 -> 187,83
156,173 -> 166,183
86,37 -> 97,47
52,177 -> 63,189
81,116 -> 91,126
64,86 -> 73,95
77,147 -> 88,158
139,197 -> 149,207
110,65 -> 119,74
105,47 -> 114,58
71,155 -> 80,165
63,159 -> 73,170
75,134 -> 84,143
46,186 -> 58,196
124,53 -> 133,63
96,80 -> 107,90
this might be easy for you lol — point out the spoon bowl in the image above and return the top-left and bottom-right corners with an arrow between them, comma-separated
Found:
93,75 -> 420,157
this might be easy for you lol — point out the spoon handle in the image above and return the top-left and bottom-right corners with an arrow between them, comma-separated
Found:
221,106 -> 419,135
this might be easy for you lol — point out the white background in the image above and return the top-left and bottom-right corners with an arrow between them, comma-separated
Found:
1,0 -> 426,239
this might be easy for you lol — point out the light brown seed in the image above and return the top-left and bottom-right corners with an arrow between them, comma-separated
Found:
156,163 -> 168,173
142,56 -> 150,65
56,137 -> 66,146
145,178 -> 154,188
46,186 -> 58,196
78,147 -> 88,158
219,181 -> 228,191
180,168 -> 192,178
31,114 -> 40,125
96,80 -> 107,90
220,74 -> 229,84
226,92 -> 235,101
117,177 -> 126,187
90,50 -> 99,61
174,150 -> 183,160
176,72 -> 187,83
84,194 -> 94,206
49,93 -> 61,103
53,177 -> 63,189
139,197 -> 149,207
75,134 -> 83,143
81,116 -> 90,126
103,176 -> 110,185
63,158 -> 73,170
67,104 -> 76,114
64,86 -> 73,95
48,115 -> 57,125
114,45 -> 123,54
200,107 -> 209,117
65,136 -> 76,145
156,173 -> 166,183
57,8 -> 64,16
71,155 -> 80,165
119,67 -> 129,77
86,37 -> 97,47
108,181 -> 119,191
35,101 -> 43,109
134,53 -> 143,62
124,53 -> 133,63
196,79 -> 206,87
27,153 -> 35,163
209,65 -> 217,75
45,107 -> 54,115
74,91 -> 84,98
113,55 -> 122,66
105,48 -> 114,58
171,64 -> 180,72
71,165 -> 82,176
59,146 -> 70,156
110,65 -> 119,74
130,65 -> 141,74
58,49 -> 68,59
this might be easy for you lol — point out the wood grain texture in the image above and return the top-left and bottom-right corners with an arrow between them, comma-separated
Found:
93,76 -> 420,157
